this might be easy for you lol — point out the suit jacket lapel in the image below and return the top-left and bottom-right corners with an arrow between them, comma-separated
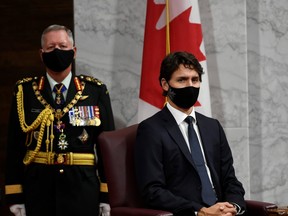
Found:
161,106 -> 195,167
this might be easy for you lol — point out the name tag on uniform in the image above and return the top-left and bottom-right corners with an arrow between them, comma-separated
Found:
31,108 -> 43,113
68,106 -> 101,126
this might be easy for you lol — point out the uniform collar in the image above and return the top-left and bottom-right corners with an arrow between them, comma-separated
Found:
46,72 -> 72,91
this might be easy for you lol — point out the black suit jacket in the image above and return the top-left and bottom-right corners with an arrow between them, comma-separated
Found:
5,74 -> 115,216
134,106 -> 245,215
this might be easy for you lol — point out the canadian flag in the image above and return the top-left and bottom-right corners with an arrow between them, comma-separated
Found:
138,0 -> 211,122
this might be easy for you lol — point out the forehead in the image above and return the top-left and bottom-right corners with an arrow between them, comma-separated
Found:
171,64 -> 199,78
42,30 -> 70,45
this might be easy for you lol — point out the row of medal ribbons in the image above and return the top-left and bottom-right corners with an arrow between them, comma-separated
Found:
68,106 -> 101,126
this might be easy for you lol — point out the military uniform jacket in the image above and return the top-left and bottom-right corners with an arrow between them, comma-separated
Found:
5,74 -> 115,216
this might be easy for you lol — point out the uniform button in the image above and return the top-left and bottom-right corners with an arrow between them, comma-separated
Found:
59,169 -> 64,174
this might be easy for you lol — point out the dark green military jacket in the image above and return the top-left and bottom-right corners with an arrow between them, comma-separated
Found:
5,74 -> 115,216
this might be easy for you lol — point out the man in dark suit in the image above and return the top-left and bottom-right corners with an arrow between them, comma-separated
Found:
134,51 -> 246,216
5,24 -> 114,216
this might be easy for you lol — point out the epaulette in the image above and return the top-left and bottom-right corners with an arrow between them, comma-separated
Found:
77,74 -> 103,86
16,76 -> 39,86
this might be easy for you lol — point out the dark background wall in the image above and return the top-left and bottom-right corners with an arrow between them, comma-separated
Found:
0,1 -> 73,215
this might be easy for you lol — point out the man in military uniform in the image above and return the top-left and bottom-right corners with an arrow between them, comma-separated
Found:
5,24 -> 115,216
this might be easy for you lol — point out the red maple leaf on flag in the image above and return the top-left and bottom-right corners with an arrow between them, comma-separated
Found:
140,0 -> 205,109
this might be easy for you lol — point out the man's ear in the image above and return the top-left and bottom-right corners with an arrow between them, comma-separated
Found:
39,49 -> 44,62
161,78 -> 169,92
73,47 -> 77,59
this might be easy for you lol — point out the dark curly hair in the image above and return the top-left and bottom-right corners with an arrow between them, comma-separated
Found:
159,51 -> 204,96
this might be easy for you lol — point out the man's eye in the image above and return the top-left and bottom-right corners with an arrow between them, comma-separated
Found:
46,47 -> 54,52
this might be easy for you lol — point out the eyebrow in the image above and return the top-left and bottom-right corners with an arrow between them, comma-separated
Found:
176,74 -> 199,79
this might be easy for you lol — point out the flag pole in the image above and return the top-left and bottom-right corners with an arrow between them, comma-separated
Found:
165,0 -> 170,55
164,0 -> 171,106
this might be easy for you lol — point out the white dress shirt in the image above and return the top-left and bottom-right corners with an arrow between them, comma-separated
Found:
46,72 -> 72,100
166,102 -> 214,187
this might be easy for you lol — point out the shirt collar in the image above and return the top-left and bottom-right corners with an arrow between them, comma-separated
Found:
46,72 -> 72,91
166,102 -> 197,125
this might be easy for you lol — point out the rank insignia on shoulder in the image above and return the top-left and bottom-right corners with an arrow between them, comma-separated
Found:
78,74 -> 103,86
68,106 -> 101,126
16,77 -> 38,85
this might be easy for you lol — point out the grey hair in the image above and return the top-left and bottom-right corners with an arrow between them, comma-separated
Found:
41,24 -> 74,47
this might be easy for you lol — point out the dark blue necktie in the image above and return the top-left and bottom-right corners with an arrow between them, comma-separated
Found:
53,83 -> 66,109
185,116 -> 217,206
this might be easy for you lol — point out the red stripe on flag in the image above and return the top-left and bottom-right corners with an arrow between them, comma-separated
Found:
139,1 -> 166,109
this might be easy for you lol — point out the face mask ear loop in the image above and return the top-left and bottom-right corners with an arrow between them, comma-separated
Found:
163,79 -> 170,107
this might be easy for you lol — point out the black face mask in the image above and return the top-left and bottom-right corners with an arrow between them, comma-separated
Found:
42,48 -> 74,72
167,85 -> 200,109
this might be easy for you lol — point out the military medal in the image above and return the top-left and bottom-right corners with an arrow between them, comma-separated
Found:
58,133 -> 68,150
69,107 -> 83,126
86,106 -> 101,126
55,109 -> 63,122
69,106 -> 101,126
55,120 -> 65,132
54,120 -> 68,150
53,83 -> 66,105
93,106 -> 101,126
55,95 -> 61,105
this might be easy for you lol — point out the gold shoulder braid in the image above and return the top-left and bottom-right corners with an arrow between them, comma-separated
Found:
16,77 -> 34,85
17,77 -> 85,165
78,75 -> 110,97
78,74 -> 103,86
